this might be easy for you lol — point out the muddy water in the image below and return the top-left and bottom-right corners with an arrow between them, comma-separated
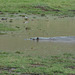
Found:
0,14 -> 75,56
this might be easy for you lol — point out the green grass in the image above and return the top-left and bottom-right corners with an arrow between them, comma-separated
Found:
0,0 -> 75,16
0,23 -> 16,32
0,51 -> 75,75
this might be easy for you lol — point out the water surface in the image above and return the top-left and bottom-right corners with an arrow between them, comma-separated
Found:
0,14 -> 75,56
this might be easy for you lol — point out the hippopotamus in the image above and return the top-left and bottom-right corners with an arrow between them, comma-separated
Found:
30,36 -> 75,42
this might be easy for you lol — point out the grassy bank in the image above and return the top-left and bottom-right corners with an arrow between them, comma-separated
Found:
0,0 -> 75,16
0,23 -> 16,35
0,24 -> 15,31
0,51 -> 75,75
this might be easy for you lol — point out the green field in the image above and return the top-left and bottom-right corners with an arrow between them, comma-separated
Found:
0,0 -> 75,16
0,24 -> 15,31
0,51 -> 75,75
0,23 -> 16,35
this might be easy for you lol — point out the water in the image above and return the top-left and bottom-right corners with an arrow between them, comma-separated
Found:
0,14 -> 75,56
29,36 -> 75,44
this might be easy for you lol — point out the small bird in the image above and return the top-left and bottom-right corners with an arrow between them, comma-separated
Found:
25,16 -> 28,20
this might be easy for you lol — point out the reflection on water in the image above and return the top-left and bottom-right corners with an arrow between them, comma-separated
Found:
0,15 -> 75,56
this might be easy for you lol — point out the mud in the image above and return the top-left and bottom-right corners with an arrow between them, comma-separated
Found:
34,6 -> 60,12
0,67 -> 17,74
68,74 -> 75,75
0,11 -> 4,14
68,10 -> 75,12
31,63 -> 45,67
65,66 -> 75,69
0,66 -> 48,75
21,73 -> 47,75
1,18 -> 7,20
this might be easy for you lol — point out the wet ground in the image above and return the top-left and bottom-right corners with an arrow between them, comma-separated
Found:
0,13 -> 75,56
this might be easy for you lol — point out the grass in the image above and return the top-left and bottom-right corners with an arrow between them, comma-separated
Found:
0,51 -> 75,75
0,0 -> 75,75
0,23 -> 16,32
0,0 -> 75,16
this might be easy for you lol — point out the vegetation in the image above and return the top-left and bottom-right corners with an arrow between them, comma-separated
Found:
0,0 -> 75,75
0,51 -> 75,75
0,23 -> 16,32
0,0 -> 75,16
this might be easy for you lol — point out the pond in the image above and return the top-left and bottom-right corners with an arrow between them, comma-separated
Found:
0,14 -> 75,57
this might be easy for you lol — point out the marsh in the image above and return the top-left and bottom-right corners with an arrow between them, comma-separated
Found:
0,14 -> 75,56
